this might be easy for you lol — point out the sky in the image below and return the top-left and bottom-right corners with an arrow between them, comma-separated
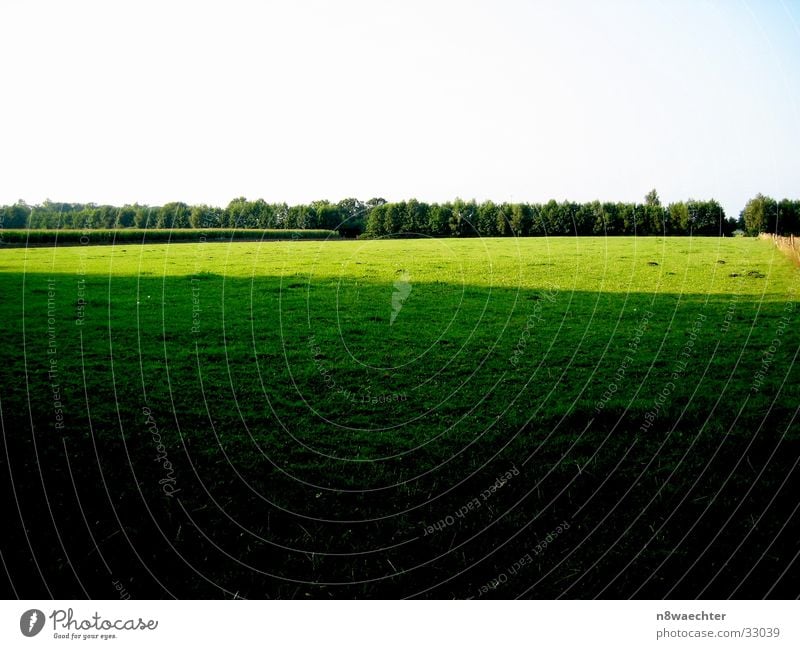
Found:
1,0 -> 798,218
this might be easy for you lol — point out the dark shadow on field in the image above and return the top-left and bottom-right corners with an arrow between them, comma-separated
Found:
0,271 -> 798,599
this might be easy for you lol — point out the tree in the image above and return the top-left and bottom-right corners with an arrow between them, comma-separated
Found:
539,200 -> 560,234
575,202 -> 598,235
645,189 -> 661,207
1,201 -> 31,228
337,198 -> 367,236
364,203 -> 386,237
509,203 -> 531,236
157,202 -> 190,228
246,199 -> 274,228
190,204 -> 222,229
382,202 -> 403,234
620,203 -> 641,234
313,201 -> 343,230
476,201 -> 500,236
401,198 -> 428,234
133,206 -> 153,228
592,203 -> 609,235
695,199 -> 725,235
274,202 -> 289,228
668,202 -> 689,234
722,216 -> 738,237
287,204 -> 312,229
426,204 -> 450,236
742,194 -> 776,235
223,197 -> 248,228
449,199 -> 477,236
116,206 -> 137,228
777,199 -> 800,235
496,203 -> 513,236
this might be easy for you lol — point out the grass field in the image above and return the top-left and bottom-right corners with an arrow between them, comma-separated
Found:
1,235 -> 799,598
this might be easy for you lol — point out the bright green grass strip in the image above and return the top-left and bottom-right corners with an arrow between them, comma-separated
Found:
1,235 -> 794,295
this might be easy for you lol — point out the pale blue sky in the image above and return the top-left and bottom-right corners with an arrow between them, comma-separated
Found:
1,0 -> 798,218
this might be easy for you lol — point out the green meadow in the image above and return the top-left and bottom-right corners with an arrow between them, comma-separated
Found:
1,236 -> 798,598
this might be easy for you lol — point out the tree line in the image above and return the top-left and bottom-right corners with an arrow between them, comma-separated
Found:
364,192 -> 734,237
741,194 -> 800,236
1,191 -> 797,237
0,198 -> 377,237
